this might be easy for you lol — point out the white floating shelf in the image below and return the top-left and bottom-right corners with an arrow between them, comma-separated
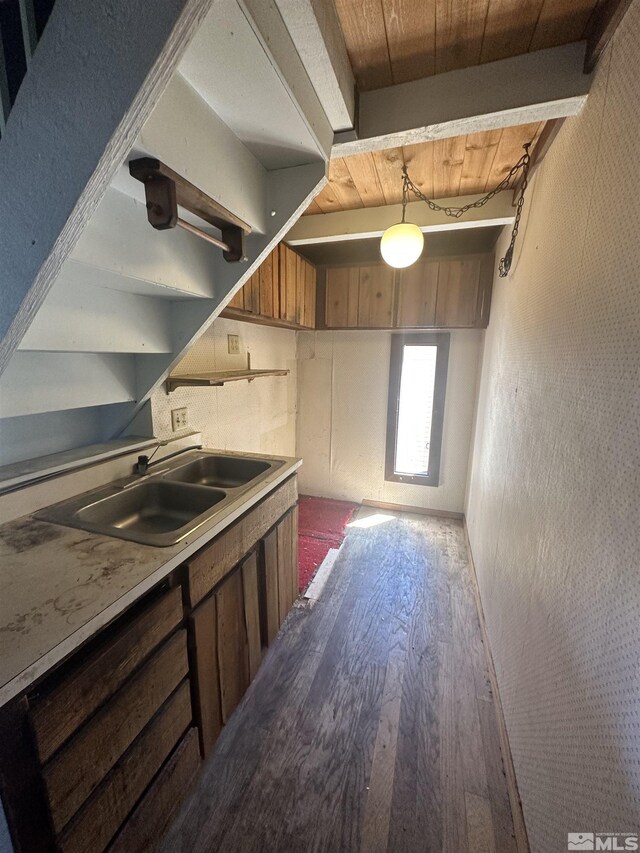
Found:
166,368 -> 289,393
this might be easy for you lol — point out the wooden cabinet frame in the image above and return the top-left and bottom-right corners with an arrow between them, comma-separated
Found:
0,478 -> 300,853
319,253 -> 494,331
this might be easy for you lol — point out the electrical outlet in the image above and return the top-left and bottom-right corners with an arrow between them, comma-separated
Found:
171,407 -> 188,432
227,334 -> 240,355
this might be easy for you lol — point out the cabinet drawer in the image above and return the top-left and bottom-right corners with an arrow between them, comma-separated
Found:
30,585 -> 183,764
108,728 -> 201,853
57,681 -> 192,853
185,477 -> 298,606
42,629 -> 189,832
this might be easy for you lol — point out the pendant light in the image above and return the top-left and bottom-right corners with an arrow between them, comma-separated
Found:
379,147 -> 532,275
380,222 -> 424,268
380,167 -> 424,268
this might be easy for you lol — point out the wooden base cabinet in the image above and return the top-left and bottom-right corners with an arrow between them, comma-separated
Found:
189,555 -> 262,757
0,477 -> 299,853
186,483 -> 299,757
0,584 -> 200,853
262,508 -> 298,641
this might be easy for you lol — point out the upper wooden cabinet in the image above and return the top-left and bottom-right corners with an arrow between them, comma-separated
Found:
279,244 -> 316,328
223,244 -> 316,330
324,266 -> 359,328
325,264 -> 395,328
322,253 -> 494,330
357,265 -> 395,327
225,249 -> 493,331
433,257 -> 490,328
395,260 -> 439,328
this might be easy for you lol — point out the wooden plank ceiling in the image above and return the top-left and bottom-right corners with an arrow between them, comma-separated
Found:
307,0 -> 598,216
333,0 -> 600,90
307,122 -> 544,214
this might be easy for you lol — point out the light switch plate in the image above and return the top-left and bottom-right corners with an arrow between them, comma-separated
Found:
227,334 -> 240,354
171,407 -> 188,431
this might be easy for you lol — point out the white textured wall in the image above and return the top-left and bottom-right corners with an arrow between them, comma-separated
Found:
466,4 -> 640,850
150,318 -> 297,455
297,329 -> 482,512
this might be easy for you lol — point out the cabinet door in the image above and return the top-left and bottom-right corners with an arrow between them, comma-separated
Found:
0,587 -> 190,853
43,631 -> 189,833
58,683 -> 193,853
225,246 -> 313,328
435,258 -> 482,327
396,260 -> 439,328
301,257 -> 317,328
228,286 -> 245,310
357,265 -> 395,327
190,552 -> 262,753
279,244 -> 298,324
238,269 -> 261,315
295,251 -> 305,326
215,567 -> 251,724
225,248 -> 277,318
189,594 -> 223,756
241,552 -> 262,681
261,508 -> 299,640
325,266 -> 359,328
258,247 -> 279,319
261,528 -> 281,645
30,587 -> 183,764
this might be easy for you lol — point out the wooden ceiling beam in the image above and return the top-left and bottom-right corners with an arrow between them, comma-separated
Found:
584,0 -> 634,72
286,194 -> 515,245
274,0 -> 356,131
332,42 -> 592,158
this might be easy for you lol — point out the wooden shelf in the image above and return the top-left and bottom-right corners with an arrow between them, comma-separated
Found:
166,369 -> 289,393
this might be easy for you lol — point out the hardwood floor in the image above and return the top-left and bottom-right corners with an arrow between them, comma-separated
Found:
161,510 -> 525,852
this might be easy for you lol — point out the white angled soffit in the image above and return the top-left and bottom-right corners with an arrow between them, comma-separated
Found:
273,0 -> 356,132
0,0 -> 214,375
178,0 -> 334,169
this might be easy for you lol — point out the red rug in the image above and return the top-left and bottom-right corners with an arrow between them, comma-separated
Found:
298,495 -> 358,592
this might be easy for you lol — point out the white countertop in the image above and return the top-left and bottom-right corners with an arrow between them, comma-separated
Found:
0,454 -> 301,708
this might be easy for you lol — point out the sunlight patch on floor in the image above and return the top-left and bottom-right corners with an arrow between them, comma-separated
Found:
347,513 -> 396,529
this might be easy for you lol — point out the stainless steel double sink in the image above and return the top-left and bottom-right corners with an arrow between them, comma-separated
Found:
37,451 -> 284,547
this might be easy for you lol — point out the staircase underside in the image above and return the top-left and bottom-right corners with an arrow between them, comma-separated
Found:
0,0 -> 330,467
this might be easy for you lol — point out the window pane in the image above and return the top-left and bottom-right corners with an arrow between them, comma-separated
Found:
394,344 -> 437,476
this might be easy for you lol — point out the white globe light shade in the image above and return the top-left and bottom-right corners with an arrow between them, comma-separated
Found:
380,222 -> 424,268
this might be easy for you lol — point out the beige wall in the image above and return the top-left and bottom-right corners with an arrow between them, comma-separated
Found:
151,317 -> 297,456
296,329 -> 482,512
466,4 -> 640,850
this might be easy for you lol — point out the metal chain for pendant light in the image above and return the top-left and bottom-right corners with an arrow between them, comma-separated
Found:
400,143 -> 532,277
498,145 -> 531,276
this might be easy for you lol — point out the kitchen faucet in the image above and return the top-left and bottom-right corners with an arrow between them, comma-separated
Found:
135,443 -> 203,476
